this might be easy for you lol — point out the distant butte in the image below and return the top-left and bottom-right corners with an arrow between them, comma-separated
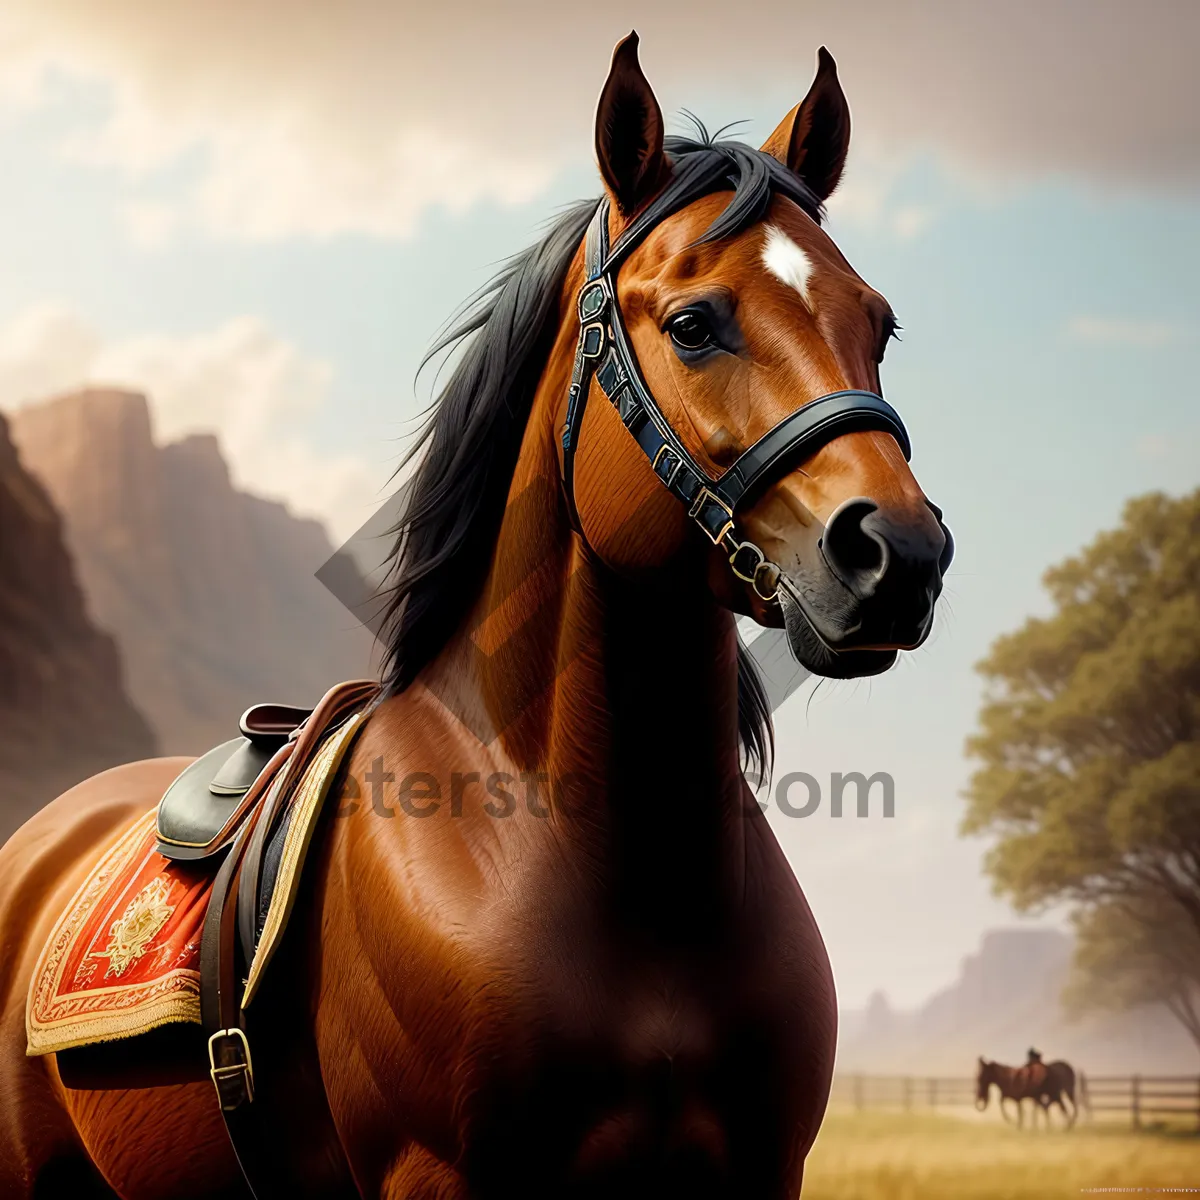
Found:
0,408 -> 156,838
10,388 -> 376,757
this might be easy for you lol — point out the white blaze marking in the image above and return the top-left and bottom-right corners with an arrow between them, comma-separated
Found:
761,224 -> 814,309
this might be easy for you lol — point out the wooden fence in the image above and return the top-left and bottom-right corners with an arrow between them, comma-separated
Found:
830,1072 -> 1200,1130
831,1074 -> 978,1111
1083,1074 -> 1200,1130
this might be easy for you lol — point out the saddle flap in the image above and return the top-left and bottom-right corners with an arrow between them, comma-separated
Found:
209,740 -> 274,796
156,738 -> 275,861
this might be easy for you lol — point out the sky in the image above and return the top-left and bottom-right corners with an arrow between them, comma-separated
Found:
0,1 -> 1197,1008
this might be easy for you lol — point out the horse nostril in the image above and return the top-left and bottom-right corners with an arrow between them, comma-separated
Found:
820,497 -> 890,598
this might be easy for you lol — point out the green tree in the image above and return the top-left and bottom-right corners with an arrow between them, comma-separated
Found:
963,489 -> 1200,1051
1063,898 -> 1200,1043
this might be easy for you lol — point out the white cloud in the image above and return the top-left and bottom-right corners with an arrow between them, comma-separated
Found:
121,201 -> 179,250
822,146 -> 941,241
1135,431 -> 1200,464
0,1 -> 1195,243
1136,434 -> 1170,460
1064,315 -> 1181,348
189,125 -> 551,242
0,3 -> 558,242
891,206 -> 936,242
0,305 -> 386,540
823,145 -> 903,224
0,305 -> 103,401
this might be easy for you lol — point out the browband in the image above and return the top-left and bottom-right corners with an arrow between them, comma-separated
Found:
561,198 -> 911,601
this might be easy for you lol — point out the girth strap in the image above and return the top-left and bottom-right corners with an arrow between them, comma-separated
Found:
199,679 -> 379,1199
560,198 -> 911,607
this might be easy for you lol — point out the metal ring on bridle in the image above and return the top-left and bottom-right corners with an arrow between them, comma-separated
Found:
726,540 -> 782,602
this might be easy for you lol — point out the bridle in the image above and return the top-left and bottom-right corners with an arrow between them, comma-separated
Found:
561,197 -> 911,643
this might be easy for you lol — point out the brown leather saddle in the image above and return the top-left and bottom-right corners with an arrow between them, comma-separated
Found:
161,679 -> 379,1197
154,703 -> 313,861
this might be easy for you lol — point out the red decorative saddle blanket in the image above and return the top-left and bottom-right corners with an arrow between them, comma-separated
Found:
26,706 -> 369,1058
26,810 -> 209,1054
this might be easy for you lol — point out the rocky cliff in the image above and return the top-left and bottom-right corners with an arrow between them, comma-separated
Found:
837,928 -> 1197,1075
0,411 -> 156,840
10,389 -> 375,756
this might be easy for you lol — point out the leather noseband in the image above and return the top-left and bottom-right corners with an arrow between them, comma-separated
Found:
561,198 -> 911,619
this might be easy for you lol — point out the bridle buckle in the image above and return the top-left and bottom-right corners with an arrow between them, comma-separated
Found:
576,277 -> 611,362
578,321 -> 607,361
688,487 -> 734,545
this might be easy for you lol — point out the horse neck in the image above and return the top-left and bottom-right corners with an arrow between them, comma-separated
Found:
434,325 -> 751,911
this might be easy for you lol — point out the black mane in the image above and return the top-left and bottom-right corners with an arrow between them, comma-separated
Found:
379,130 -> 824,777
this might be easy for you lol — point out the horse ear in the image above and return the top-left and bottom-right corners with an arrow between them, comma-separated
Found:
595,32 -> 670,216
760,47 -> 851,202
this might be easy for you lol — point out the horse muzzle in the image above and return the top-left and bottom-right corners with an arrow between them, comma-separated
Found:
759,495 -> 951,676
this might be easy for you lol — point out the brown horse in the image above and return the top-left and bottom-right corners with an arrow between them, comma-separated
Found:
0,36 -> 951,1199
1039,1060 -> 1079,1129
976,1057 -> 1078,1130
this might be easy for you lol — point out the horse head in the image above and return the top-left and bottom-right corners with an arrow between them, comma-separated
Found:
568,34 -> 953,678
976,1056 -> 994,1110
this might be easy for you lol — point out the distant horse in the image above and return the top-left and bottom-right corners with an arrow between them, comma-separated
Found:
1039,1060 -> 1079,1129
0,35 -> 952,1199
976,1057 -> 1078,1129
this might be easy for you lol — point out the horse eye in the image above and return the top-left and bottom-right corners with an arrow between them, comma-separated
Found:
666,311 -> 716,353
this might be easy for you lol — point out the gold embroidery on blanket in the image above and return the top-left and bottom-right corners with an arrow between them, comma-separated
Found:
92,877 -> 175,978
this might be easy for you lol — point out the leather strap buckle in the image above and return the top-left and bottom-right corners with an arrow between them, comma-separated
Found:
578,279 -> 608,322
577,279 -> 610,363
208,1027 -> 255,1111
688,487 -> 734,545
651,443 -> 685,488
578,321 -> 607,361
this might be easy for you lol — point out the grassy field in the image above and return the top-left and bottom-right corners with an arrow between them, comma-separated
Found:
802,1110 -> 1200,1199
